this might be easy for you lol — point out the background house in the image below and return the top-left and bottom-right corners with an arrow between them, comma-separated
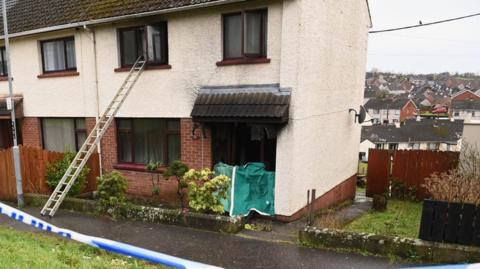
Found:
0,0 -> 371,221
360,118 -> 464,160
364,96 -> 417,124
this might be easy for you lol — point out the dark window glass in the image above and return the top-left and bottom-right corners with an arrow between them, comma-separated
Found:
0,47 -> 7,76
224,14 -> 242,58
223,9 -> 267,59
116,118 -> 180,165
119,22 -> 168,67
42,118 -> 85,152
41,37 -> 76,72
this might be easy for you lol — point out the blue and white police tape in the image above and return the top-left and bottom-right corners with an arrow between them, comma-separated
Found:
0,202 -> 223,269
402,264 -> 480,269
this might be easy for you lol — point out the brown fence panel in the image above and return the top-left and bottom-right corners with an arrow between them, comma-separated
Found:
0,148 -> 17,200
392,150 -> 459,198
0,146 -> 100,200
366,149 -> 391,197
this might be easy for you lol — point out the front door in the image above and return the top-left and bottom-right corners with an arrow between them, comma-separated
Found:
211,123 -> 277,171
0,120 -> 13,149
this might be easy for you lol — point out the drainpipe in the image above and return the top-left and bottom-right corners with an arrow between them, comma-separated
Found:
84,24 -> 103,178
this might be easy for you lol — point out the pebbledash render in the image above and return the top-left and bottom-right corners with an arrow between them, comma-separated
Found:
0,0 -> 371,221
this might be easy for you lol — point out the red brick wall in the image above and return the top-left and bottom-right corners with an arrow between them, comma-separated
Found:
87,118 -> 211,204
21,117 -> 42,148
180,118 -> 212,170
400,101 -> 417,121
276,174 -> 357,222
452,91 -> 480,101
99,121 -> 118,171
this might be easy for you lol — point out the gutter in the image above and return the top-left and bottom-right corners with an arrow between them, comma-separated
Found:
0,0 -> 247,39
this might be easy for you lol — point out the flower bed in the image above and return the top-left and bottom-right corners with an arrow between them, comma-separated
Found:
24,193 -> 244,234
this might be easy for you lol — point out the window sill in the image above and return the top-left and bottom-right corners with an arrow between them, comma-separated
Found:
216,58 -> 271,66
37,71 -> 80,79
0,76 -> 9,81
114,163 -> 166,173
114,64 -> 172,72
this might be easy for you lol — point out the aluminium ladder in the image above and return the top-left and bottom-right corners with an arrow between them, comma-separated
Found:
41,57 -> 147,217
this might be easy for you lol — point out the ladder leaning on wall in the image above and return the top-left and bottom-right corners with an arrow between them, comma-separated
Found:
41,57 -> 147,217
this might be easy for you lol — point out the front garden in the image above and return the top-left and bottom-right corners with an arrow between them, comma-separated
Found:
42,156 -> 241,233
306,144 -> 480,263
345,200 -> 422,238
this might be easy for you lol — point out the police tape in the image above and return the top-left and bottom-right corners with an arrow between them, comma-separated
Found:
403,265 -> 480,269
0,202 -> 223,269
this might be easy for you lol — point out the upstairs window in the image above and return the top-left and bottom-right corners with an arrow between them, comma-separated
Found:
0,47 -> 8,76
41,37 -> 76,73
118,22 -> 168,67
223,9 -> 267,59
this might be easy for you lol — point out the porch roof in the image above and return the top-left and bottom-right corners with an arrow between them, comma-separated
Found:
191,84 -> 290,123
0,95 -> 23,119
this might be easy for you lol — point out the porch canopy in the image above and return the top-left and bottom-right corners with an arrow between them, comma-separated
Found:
0,94 -> 23,119
191,84 -> 290,123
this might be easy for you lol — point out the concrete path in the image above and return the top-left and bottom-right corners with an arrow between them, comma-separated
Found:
334,188 -> 373,226
0,206 -> 414,269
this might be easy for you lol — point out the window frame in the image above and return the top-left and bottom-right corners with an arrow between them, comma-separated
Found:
41,118 -> 86,152
222,9 -> 268,61
0,46 -> 7,76
116,118 -> 180,165
40,36 -> 77,73
118,22 -> 169,68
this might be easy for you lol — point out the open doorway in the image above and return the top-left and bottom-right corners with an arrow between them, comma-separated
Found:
211,123 -> 277,171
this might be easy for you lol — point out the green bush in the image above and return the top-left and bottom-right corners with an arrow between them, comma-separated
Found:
96,171 -> 129,217
163,160 -> 189,208
45,152 -> 89,196
184,168 -> 230,214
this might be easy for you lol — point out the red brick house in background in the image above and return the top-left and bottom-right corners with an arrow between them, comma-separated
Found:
400,100 -> 418,122
451,90 -> 480,101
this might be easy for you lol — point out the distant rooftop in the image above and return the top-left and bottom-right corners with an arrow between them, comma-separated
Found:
361,119 -> 464,144
364,96 -> 410,110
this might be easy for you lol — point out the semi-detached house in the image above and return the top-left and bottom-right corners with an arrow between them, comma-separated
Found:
0,0 -> 371,221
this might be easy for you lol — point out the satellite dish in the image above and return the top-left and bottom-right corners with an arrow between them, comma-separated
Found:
358,106 -> 367,124
349,105 -> 368,124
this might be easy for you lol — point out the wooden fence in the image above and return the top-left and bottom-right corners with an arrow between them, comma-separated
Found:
419,200 -> 480,246
0,146 -> 99,201
366,149 -> 459,198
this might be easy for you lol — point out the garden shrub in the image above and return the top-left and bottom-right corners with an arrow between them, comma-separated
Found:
184,168 -> 230,214
424,143 -> 480,205
163,160 -> 189,208
45,152 -> 89,196
390,177 -> 418,201
96,171 -> 129,217
146,161 -> 162,197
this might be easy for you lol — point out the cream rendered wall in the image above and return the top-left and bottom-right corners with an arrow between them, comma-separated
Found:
0,29 -> 98,116
0,0 -> 284,118
95,1 -> 283,118
463,122 -> 480,148
275,0 -> 370,215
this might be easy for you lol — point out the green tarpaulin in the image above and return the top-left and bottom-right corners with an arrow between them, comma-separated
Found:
215,162 -> 275,217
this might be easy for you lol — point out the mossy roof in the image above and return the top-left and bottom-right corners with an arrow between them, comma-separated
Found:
0,0 -> 224,35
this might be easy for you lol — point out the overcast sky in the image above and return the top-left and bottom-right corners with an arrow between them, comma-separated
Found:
367,0 -> 480,74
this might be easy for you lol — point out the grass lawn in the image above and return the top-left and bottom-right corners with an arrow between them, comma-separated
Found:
0,226 -> 169,269
345,200 -> 422,238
